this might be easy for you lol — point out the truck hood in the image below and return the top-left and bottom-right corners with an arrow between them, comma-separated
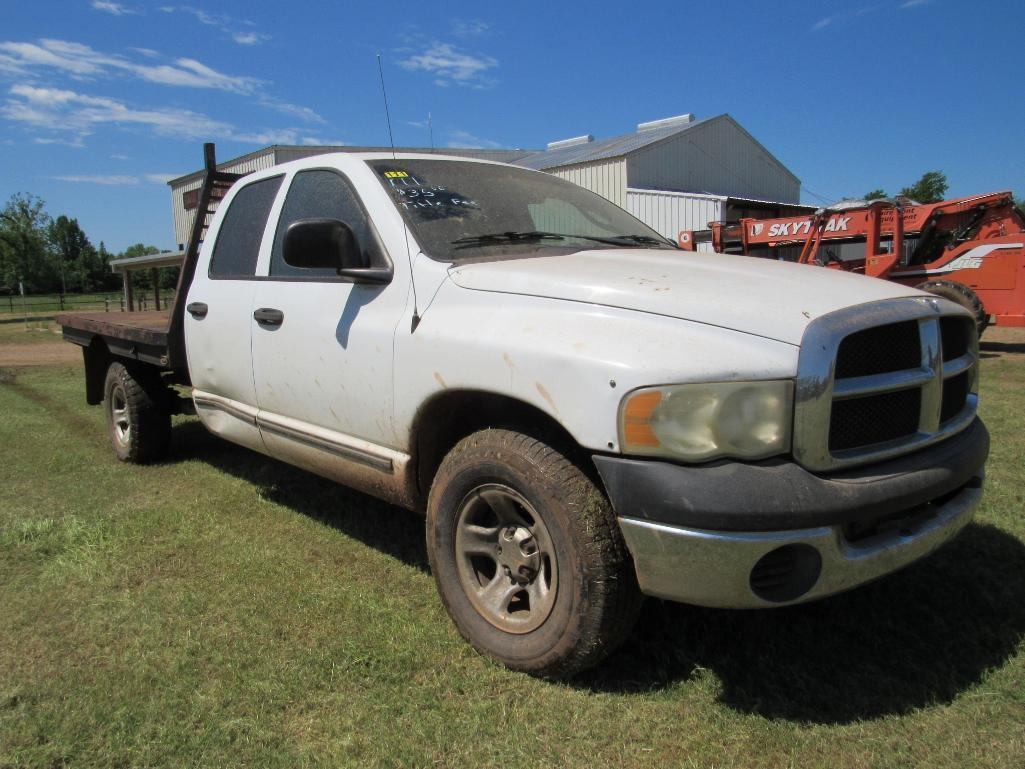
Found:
448,249 -> 922,345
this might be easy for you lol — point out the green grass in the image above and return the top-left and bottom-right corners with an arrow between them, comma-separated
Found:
0,320 -> 65,343
1,338 -> 1024,768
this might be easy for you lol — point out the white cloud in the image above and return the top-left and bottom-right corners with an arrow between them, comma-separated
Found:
4,83 -> 318,149
135,57 -> 260,93
811,5 -> 880,32
0,39 -> 260,93
452,19 -> 490,37
231,128 -> 305,145
446,130 -> 503,149
3,84 -> 233,140
300,136 -> 346,146
91,1 -> 137,15
398,42 -> 497,88
161,6 -> 270,46
51,174 -> 140,185
900,0 -> 930,7
258,96 -> 325,124
0,38 -> 325,125
233,32 -> 269,45
33,136 -> 85,147
145,173 -> 176,183
110,153 -> 129,159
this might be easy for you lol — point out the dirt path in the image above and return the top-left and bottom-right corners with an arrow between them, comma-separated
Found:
0,342 -> 80,367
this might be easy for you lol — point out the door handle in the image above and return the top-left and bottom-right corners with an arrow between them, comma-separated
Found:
253,307 -> 284,326
186,301 -> 208,318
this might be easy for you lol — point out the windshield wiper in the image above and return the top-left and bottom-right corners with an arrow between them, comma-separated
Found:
562,233 -> 676,248
451,230 -> 676,249
451,231 -> 565,246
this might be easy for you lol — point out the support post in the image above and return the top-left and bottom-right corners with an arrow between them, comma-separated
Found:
152,268 -> 161,311
124,270 -> 134,312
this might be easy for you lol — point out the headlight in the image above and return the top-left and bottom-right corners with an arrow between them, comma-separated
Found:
619,380 -> 793,462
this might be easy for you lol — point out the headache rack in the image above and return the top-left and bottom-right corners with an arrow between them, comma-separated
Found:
57,143 -> 242,372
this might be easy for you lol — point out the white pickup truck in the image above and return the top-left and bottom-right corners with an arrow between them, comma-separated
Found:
58,144 -> 989,678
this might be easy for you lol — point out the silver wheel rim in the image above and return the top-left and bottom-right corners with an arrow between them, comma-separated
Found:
454,483 -> 558,634
110,384 -> 130,447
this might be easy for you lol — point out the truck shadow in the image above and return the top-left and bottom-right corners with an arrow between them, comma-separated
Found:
169,420 -> 431,572
169,419 -> 1025,725
578,521 -> 1025,723
980,339 -> 1025,357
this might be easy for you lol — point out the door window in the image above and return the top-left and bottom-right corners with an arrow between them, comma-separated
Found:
208,175 -> 283,278
270,169 -> 384,278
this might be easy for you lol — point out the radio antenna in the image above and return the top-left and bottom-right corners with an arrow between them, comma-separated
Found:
377,54 -> 396,160
377,53 -> 420,330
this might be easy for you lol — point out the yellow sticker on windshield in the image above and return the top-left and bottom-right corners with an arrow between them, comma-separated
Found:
383,171 -> 409,178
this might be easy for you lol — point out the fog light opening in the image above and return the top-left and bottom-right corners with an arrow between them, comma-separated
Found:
749,544 -> 822,603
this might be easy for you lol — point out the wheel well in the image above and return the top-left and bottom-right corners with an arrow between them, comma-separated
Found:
83,337 -> 111,405
411,390 -> 590,505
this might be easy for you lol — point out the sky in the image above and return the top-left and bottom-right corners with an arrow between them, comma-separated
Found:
1,0 -> 1023,253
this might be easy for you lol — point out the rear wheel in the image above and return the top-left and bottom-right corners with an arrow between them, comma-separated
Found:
103,361 -> 171,463
916,279 -> 989,336
426,429 -> 641,679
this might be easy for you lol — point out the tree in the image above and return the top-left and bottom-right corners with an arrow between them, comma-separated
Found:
863,189 -> 887,201
899,171 -> 948,203
48,215 -> 95,294
96,242 -> 121,291
0,193 -> 54,294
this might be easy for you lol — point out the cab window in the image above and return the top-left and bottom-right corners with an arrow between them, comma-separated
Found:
208,175 -> 283,278
270,169 -> 384,278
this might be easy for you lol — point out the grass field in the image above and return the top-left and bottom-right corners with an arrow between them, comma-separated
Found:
1,322 -> 1023,768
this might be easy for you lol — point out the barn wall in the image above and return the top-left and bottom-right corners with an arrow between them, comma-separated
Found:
626,117 -> 800,204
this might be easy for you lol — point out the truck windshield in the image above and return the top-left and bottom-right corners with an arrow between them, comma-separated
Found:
368,159 -> 676,261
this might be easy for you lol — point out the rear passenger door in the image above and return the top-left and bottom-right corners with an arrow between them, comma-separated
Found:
185,174 -> 283,454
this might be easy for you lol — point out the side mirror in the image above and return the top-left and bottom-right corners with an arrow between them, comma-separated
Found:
283,219 -> 392,284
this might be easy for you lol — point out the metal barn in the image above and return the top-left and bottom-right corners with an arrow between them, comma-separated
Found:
166,113 -> 808,251
516,113 -> 811,246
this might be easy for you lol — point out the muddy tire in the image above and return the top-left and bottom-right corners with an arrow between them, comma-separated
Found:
426,429 -> 642,679
916,279 -> 990,336
103,361 -> 171,463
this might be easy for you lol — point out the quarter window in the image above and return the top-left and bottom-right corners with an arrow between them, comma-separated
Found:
208,176 -> 283,278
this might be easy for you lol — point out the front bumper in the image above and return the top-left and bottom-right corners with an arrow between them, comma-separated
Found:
596,419 -> 988,608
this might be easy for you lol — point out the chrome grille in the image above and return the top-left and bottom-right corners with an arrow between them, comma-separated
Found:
793,297 -> 979,472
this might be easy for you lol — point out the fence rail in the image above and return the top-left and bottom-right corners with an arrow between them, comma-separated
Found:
1,291 -> 176,315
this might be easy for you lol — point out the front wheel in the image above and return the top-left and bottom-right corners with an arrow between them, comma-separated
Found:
426,429 -> 641,679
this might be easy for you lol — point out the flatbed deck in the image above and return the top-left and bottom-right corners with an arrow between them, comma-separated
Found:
57,310 -> 173,368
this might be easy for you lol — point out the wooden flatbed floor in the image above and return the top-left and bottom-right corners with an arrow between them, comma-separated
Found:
57,311 -> 173,366
56,310 -> 170,340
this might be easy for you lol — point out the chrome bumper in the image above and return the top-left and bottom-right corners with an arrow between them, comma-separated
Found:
617,479 -> 982,609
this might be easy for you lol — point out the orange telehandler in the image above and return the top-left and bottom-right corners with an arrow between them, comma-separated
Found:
680,191 -> 1025,333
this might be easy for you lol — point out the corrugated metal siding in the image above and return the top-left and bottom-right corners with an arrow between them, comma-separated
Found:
626,189 -> 723,249
170,152 -> 277,249
627,118 -> 800,204
515,118 -> 709,170
548,158 -> 627,207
